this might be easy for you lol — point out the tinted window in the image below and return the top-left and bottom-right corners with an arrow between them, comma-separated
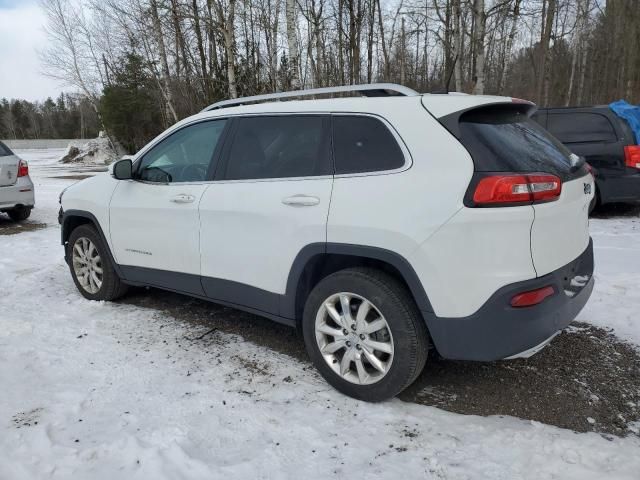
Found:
137,120 -> 226,183
333,116 -> 404,174
0,141 -> 12,157
458,107 -> 576,178
547,112 -> 616,143
223,116 -> 329,180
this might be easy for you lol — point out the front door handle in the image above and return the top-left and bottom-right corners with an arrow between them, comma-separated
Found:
282,195 -> 320,207
171,194 -> 196,204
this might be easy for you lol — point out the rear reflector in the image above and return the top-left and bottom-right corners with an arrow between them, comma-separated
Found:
17,160 -> 29,177
510,286 -> 555,308
624,145 -> 640,169
473,173 -> 562,206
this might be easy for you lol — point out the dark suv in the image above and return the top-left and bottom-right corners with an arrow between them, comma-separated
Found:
533,106 -> 640,210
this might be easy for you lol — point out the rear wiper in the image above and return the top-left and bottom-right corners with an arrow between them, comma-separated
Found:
569,153 -> 586,172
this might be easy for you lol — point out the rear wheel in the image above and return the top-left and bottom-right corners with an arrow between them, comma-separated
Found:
302,268 -> 429,401
67,224 -> 128,301
588,187 -> 600,214
7,206 -> 31,222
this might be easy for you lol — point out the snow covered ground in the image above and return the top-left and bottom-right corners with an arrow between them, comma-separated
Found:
1,149 -> 639,479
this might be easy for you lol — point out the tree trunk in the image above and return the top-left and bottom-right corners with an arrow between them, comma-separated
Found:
537,0 -> 556,105
149,0 -> 178,123
286,0 -> 300,88
452,0 -> 463,91
472,0 -> 486,94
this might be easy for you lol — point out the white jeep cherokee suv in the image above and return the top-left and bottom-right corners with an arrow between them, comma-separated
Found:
59,84 -> 595,401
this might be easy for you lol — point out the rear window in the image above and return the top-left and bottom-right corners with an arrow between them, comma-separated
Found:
0,141 -> 13,157
457,106 -> 576,178
547,112 -> 617,143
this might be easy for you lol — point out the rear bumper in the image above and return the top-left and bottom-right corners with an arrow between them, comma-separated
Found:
424,238 -> 594,361
597,172 -> 640,204
0,176 -> 35,210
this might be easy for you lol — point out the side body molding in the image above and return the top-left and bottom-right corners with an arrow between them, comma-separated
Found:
59,219 -> 434,334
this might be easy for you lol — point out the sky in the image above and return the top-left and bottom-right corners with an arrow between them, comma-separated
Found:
0,0 -> 66,102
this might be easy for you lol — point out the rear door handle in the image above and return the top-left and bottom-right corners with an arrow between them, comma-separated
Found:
171,194 -> 196,204
282,195 -> 320,207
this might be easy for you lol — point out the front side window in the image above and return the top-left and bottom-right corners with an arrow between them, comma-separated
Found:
222,115 -> 330,180
332,116 -> 405,174
136,120 -> 227,183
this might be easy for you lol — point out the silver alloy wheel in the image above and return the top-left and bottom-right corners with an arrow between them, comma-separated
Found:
72,237 -> 103,294
315,292 -> 394,385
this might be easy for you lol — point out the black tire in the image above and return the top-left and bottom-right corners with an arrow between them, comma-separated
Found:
7,206 -> 31,222
67,224 -> 128,301
302,267 -> 429,402
588,187 -> 600,214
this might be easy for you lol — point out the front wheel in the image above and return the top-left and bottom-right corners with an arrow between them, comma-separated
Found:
67,224 -> 128,301
302,268 -> 429,401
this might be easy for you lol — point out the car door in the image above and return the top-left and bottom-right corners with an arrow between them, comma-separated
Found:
198,115 -> 333,317
109,119 -> 228,295
546,111 -> 622,174
546,110 -> 627,202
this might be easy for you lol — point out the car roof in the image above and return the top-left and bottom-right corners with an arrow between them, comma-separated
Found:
181,92 -> 515,125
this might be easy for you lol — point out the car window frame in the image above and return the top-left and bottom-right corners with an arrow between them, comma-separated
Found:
214,113 -> 333,183
330,112 -> 412,178
131,118 -> 231,185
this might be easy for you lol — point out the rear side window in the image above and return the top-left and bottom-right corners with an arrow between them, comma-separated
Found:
457,107 -> 576,178
333,116 -> 405,174
0,141 -> 12,157
223,115 -> 330,180
547,112 -> 617,143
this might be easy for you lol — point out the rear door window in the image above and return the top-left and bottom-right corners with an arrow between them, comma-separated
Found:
547,113 -> 617,143
222,115 -> 330,180
332,116 -> 405,174
457,106 -> 577,178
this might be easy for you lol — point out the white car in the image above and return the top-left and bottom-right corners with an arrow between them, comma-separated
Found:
59,84 -> 595,401
0,141 -> 34,221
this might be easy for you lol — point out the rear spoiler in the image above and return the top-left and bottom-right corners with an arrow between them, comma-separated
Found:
436,102 -> 538,141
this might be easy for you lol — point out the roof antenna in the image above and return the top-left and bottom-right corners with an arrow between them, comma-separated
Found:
432,54 -> 458,94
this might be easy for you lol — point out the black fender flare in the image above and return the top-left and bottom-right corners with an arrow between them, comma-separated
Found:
60,209 -> 124,278
280,242 -> 434,320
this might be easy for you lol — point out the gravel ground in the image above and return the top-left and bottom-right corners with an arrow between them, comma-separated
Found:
121,287 -> 640,438
0,215 -> 47,236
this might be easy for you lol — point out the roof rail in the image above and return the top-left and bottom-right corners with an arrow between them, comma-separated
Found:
202,83 -> 419,111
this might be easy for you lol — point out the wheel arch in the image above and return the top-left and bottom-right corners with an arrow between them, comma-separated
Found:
282,243 -> 434,330
61,209 -> 123,277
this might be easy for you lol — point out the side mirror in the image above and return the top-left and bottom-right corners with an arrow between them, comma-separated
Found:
112,158 -> 133,180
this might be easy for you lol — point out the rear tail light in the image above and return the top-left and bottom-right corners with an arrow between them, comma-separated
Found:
624,145 -> 640,169
17,159 -> 29,177
510,286 -> 555,308
472,173 -> 562,206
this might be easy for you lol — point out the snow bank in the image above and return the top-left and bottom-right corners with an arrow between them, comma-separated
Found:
59,132 -> 120,165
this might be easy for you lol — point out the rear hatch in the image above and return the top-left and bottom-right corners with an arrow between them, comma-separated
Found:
441,102 -> 593,277
0,141 -> 19,187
